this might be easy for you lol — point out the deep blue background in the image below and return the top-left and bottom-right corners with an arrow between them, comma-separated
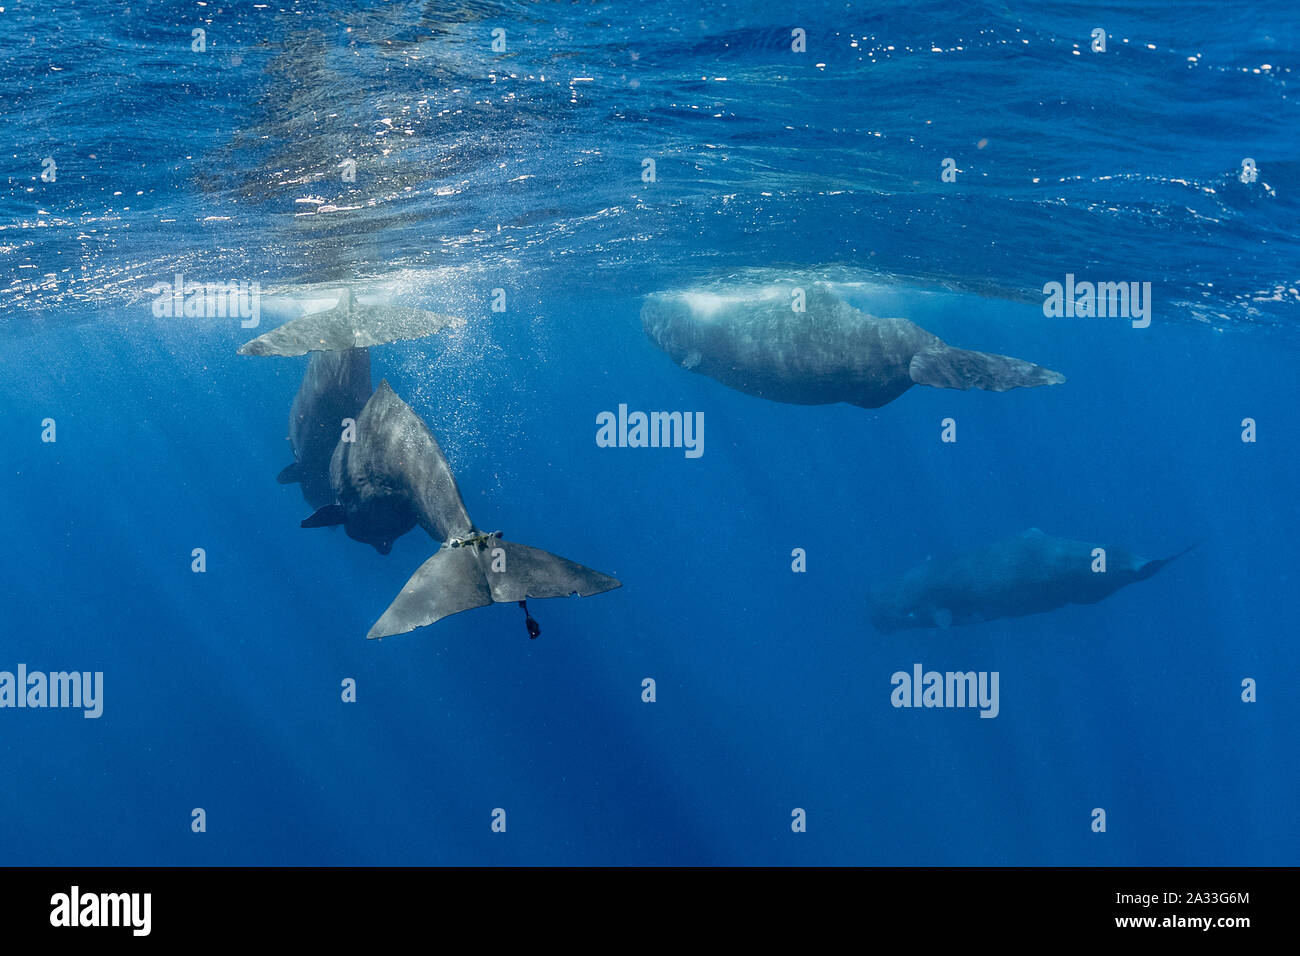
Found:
1,1 -> 1296,864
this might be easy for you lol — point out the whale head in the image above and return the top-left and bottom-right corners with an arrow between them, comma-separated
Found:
869,590 -> 912,634
640,292 -> 701,366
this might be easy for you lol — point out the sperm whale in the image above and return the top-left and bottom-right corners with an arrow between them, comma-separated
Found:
869,529 -> 1196,632
642,280 -> 1064,408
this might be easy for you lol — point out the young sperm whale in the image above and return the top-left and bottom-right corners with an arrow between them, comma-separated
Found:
642,282 -> 1064,408
238,287 -> 466,357
869,528 -> 1197,633
301,380 -> 621,638
277,347 -> 372,510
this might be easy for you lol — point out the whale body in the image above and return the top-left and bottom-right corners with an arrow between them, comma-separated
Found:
277,347 -> 372,510
300,379 -> 475,555
869,529 -> 1194,633
642,282 -> 1064,408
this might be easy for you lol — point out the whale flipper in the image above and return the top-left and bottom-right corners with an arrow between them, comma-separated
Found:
909,344 -> 1066,392
239,290 -> 465,356
367,540 -> 621,639
302,503 -> 346,528
277,462 -> 303,485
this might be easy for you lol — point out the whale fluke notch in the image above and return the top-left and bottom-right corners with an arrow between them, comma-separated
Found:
908,344 -> 1066,392
238,288 -> 466,356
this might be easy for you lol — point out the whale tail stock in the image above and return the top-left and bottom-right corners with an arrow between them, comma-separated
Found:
366,539 -> 621,639
908,343 -> 1066,393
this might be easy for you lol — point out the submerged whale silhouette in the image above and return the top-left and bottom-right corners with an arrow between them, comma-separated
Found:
238,288 -> 465,357
277,347 -> 372,510
301,381 -> 621,638
870,529 -> 1195,633
642,282 -> 1064,408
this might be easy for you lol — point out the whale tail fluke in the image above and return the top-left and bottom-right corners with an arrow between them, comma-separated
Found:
1135,541 -> 1201,582
367,545 -> 494,639
909,344 -> 1066,393
481,540 -> 622,603
238,289 -> 465,357
367,540 -> 621,639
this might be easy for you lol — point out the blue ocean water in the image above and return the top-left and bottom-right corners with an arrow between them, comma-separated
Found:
1,0 -> 1297,865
